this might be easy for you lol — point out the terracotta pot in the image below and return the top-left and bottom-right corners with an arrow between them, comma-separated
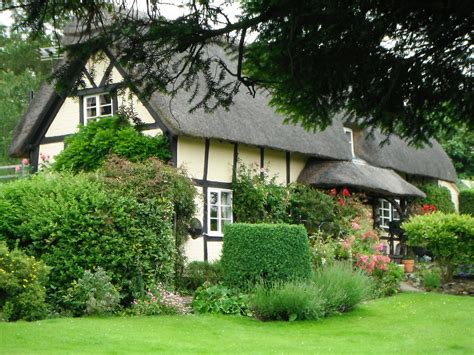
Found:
403,259 -> 415,273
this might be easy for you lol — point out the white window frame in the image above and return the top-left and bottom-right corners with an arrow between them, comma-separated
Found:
207,188 -> 233,237
343,127 -> 355,158
83,93 -> 113,125
378,199 -> 400,229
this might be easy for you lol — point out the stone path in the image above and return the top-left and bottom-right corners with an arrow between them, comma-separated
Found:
400,281 -> 422,292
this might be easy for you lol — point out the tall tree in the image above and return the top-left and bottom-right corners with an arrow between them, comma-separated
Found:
1,0 -> 473,145
0,24 -> 53,164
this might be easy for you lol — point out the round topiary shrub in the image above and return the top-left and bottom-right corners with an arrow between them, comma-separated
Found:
221,223 -> 312,289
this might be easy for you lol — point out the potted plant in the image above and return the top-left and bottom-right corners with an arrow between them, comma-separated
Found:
402,248 -> 416,273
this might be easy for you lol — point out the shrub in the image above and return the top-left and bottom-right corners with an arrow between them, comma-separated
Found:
53,115 -> 171,173
250,262 -> 371,322
0,241 -> 49,321
308,233 -> 342,268
192,283 -> 250,316
128,284 -> 191,316
251,280 -> 324,321
312,262 -> 372,313
403,212 -> 474,281
371,262 -> 404,297
64,268 -> 120,316
0,172 -> 176,309
418,183 -> 455,213
459,189 -> 474,215
221,224 -> 312,288
178,261 -> 223,292
423,270 -> 442,291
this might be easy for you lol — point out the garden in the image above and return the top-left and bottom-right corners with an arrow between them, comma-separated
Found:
1,116 -> 473,352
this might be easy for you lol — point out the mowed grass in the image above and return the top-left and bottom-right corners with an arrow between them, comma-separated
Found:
1,292 -> 473,354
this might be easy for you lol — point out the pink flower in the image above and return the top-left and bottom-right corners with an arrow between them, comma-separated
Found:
330,188 -> 337,196
351,222 -> 361,230
21,158 -> 29,166
15,166 -> 21,173
360,255 -> 369,263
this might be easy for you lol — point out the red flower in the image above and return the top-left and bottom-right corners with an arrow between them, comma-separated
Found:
422,204 -> 430,213
431,204 -> 437,212
338,198 -> 346,207
330,188 -> 337,196
342,188 -> 350,197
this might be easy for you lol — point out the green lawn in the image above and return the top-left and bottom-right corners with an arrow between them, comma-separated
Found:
1,292 -> 473,354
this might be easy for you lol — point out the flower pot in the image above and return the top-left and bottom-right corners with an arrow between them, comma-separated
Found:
402,259 -> 415,273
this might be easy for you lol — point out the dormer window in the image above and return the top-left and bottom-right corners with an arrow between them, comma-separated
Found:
343,127 -> 355,158
83,93 -> 113,124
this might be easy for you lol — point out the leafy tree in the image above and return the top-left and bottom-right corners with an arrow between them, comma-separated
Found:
2,0 -> 472,145
0,24 -> 53,164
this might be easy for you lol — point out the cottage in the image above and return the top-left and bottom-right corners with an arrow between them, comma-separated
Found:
10,25 -> 458,262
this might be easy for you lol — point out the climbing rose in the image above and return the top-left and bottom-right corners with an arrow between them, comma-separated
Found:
342,188 -> 350,197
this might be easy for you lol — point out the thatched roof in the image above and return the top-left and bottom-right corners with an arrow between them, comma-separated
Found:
354,129 -> 457,182
10,27 -> 457,184
298,159 -> 426,198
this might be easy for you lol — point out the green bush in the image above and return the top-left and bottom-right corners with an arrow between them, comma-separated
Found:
371,262 -> 404,297
250,262 -> 371,321
312,262 -> 372,313
251,280 -> 325,321
53,115 -> 171,172
221,224 -> 312,288
0,172 -> 176,309
232,163 -> 349,236
423,270 -> 442,291
178,261 -> 223,292
459,189 -> 474,215
418,183 -> 455,213
192,283 -> 251,316
403,212 -> 474,281
0,241 -> 49,321
64,268 -> 120,316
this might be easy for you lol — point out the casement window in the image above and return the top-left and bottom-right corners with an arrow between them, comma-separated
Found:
207,188 -> 233,236
83,93 -> 113,124
378,199 -> 400,229
343,127 -> 355,158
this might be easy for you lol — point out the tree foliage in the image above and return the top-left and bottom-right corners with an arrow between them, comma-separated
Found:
2,0 -> 472,145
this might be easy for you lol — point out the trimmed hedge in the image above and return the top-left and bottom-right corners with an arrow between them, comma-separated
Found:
418,183 -> 455,213
221,224 -> 312,288
403,212 -> 474,281
459,189 -> 474,215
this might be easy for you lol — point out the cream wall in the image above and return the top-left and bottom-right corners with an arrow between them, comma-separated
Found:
290,153 -> 307,183
45,98 -> 80,137
207,140 -> 234,182
438,180 -> 459,211
238,144 -> 260,169
38,142 -> 64,164
264,149 -> 287,185
177,137 -> 206,179
116,88 -> 155,124
207,241 -> 223,262
183,187 -> 205,261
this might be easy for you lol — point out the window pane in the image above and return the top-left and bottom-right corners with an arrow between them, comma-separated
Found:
100,94 -> 112,105
210,219 -> 218,231
209,192 -> 218,205
86,97 -> 96,107
210,206 -> 218,218
221,206 -> 232,219
87,107 -> 97,118
221,192 -> 232,205
101,105 -> 112,115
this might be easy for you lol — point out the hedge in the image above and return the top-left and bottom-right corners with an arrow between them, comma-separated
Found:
418,183 -> 455,213
459,189 -> 474,215
221,224 -> 312,288
403,212 -> 474,281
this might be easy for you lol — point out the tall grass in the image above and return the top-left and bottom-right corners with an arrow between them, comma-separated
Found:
251,262 -> 372,321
